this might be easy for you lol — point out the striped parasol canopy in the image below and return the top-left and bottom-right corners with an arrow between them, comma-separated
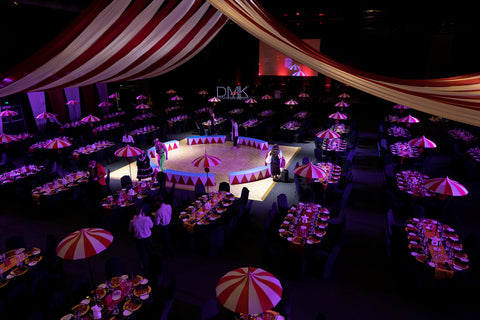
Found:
208,97 -> 221,103
108,93 -> 119,99
192,153 -> 222,168
36,112 -> 56,119
198,90 -> 209,95
298,92 -> 310,98
284,99 -> 298,105
261,94 -> 273,100
316,129 -> 341,139
293,162 -> 327,179
171,95 -> 183,101
165,90 -> 176,94
288,63 -> 301,71
136,103 -> 150,110
56,228 -> 113,261
338,93 -> 350,99
136,94 -> 149,100
398,114 -> 420,123
393,104 -> 409,110
328,111 -> 348,120
408,136 -> 437,148
44,137 -> 72,149
292,70 -> 308,77
114,144 -> 143,158
66,100 -> 79,106
81,114 -> 101,123
216,267 -> 283,315
98,100 -> 112,107
0,133 -> 18,144
335,100 -> 350,108
423,176 -> 468,196
244,98 -> 257,104
0,110 -> 18,117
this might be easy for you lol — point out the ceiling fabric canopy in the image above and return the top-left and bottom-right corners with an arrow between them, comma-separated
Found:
0,0 -> 227,96
1,0 -> 480,126
206,0 -> 480,126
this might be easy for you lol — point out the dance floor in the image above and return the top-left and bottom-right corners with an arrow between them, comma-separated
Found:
110,138 -> 301,201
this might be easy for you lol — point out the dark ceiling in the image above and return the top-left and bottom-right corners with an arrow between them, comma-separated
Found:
1,0 -> 479,79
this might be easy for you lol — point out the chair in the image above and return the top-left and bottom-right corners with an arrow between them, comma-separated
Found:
239,187 -> 249,204
201,297 -> 220,320
46,289 -> 70,319
120,175 -> 133,189
302,156 -> 310,164
277,193 -> 289,216
195,183 -> 206,198
70,273 -> 91,302
218,181 -> 230,192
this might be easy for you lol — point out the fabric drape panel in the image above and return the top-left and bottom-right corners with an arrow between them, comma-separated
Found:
64,87 -> 82,122
27,92 -> 47,131
81,85 -> 98,116
206,0 -> 480,126
96,83 -> 109,104
47,88 -> 67,123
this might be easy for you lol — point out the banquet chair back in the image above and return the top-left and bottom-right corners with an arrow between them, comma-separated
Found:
218,181 -> 230,192
302,156 -> 310,164
195,183 -> 206,198
5,235 -> 26,251
200,297 -> 220,320
277,193 -> 289,216
239,187 -> 249,204
120,175 -> 133,189
105,256 -> 126,279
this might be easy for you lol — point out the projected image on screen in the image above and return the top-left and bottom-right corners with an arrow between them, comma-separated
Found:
258,39 -> 321,77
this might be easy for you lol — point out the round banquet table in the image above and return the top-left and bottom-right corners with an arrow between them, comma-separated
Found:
0,247 -> 43,289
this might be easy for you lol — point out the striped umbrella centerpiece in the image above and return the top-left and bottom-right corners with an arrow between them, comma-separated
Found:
0,110 -> 18,117
293,162 -> 327,180
171,95 -> 183,101
192,152 -> 222,193
398,114 -> 420,123
423,177 -> 468,197
208,97 -> 221,103
244,98 -> 258,104
98,100 -> 112,107
198,90 -> 208,95
284,99 -> 298,105
328,111 -> 348,120
136,103 -> 150,110
44,137 -> 72,149
81,114 -> 101,123
115,144 -> 143,177
408,136 -> 437,148
316,129 -> 341,139
298,92 -> 310,98
216,267 -> 283,315
393,104 -> 409,110
338,93 -> 350,99
66,100 -> 79,106
335,100 -> 350,108
261,94 -> 273,100
36,112 -> 56,119
0,133 -> 18,144
136,94 -> 149,100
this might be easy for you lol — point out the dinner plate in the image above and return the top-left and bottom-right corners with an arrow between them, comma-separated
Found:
282,221 -> 290,225
61,314 -> 74,320
123,310 -> 132,317
81,298 -> 91,305
428,261 -> 436,268
460,257 -> 469,262
140,294 -> 149,300
410,251 -> 419,257
408,232 -> 417,236
453,265 -> 464,271
432,247 -> 442,252
6,274 -> 14,280
279,229 -> 286,233
287,237 -> 293,242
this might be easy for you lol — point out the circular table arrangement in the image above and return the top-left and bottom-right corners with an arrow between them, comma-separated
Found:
180,191 -> 235,229
396,170 -> 436,197
0,247 -> 42,288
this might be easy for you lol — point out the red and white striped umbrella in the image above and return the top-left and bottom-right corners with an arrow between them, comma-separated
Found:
171,95 -> 183,101
293,162 -> 327,179
408,136 -> 437,148
335,100 -> 350,108
208,97 -> 221,103
393,104 -> 409,110
36,112 -> 56,119
316,129 -> 341,139
0,110 -> 18,117
328,111 -> 348,120
44,137 -> 72,149
0,133 -> 18,144
338,93 -> 350,99
244,98 -> 257,104
424,177 -> 468,196
261,94 -> 273,100
81,114 -> 101,123
288,63 -> 300,71
108,93 -> 119,99
165,90 -> 176,94
284,99 -> 298,106
198,90 -> 209,95
292,70 -> 308,77
136,94 -> 149,100
298,92 -> 310,98
216,267 -> 283,315
398,114 -> 420,123
98,100 -> 112,107
114,144 -> 143,158
135,103 -> 150,110
192,153 -> 222,168
56,228 -> 113,260
66,100 -> 79,106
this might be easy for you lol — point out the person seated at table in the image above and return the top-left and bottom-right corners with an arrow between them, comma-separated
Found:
122,130 -> 135,145
136,150 -> 153,181
154,195 -> 175,259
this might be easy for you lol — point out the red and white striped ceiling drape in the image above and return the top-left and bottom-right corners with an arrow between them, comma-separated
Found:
0,0 -> 227,96
1,0 -> 480,126
206,0 -> 480,127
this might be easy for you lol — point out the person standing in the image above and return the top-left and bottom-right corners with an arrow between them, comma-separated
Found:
136,151 -> 153,181
87,159 -> 107,205
231,118 -> 239,149
154,195 -> 175,259
269,144 -> 281,181
129,207 -> 154,271
154,138 -> 168,172
209,110 -> 217,135
122,130 -> 135,145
